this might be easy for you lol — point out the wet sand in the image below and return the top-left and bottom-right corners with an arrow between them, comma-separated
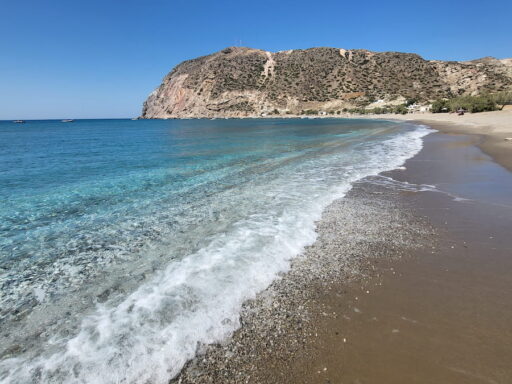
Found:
280,131 -> 512,384
174,127 -> 512,384
425,120 -> 512,174
364,109 -> 512,172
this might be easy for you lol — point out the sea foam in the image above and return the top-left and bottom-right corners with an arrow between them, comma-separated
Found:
0,120 -> 432,384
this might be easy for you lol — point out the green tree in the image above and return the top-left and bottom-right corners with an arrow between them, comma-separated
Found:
393,104 -> 408,115
448,95 -> 496,113
491,91 -> 512,110
406,98 -> 418,106
431,99 -> 449,113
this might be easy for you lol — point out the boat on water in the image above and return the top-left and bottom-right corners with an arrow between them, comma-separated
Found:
61,119 -> 74,123
13,120 -> 25,123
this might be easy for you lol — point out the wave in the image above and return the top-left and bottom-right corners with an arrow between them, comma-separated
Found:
0,123 -> 433,384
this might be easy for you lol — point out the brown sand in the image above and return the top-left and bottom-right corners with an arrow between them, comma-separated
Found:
365,108 -> 512,172
275,131 -> 512,384
174,122 -> 512,384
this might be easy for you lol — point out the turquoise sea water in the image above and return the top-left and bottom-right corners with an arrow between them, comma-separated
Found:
0,118 -> 430,383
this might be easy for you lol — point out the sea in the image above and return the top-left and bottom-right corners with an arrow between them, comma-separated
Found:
0,118 -> 431,383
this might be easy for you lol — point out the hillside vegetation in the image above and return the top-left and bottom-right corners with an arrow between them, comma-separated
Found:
141,47 -> 512,118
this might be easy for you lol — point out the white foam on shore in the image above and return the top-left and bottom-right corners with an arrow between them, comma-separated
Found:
367,174 -> 471,201
0,124 -> 433,384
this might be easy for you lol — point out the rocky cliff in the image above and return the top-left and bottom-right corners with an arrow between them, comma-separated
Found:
141,47 -> 512,118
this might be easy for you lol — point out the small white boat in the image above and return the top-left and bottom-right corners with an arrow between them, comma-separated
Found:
13,120 -> 25,123
61,119 -> 74,123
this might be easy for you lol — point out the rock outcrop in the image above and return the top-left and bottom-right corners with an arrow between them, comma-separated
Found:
141,47 -> 512,118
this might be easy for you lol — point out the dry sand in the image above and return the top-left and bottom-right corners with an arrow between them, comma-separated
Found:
364,108 -> 512,171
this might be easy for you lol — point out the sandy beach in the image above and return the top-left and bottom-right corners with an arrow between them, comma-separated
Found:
3,114 -> 510,383
3,0 -> 511,382
365,108 -> 512,171
268,129 -> 512,384
173,113 -> 512,383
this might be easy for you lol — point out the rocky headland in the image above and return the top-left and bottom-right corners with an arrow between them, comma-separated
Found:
141,47 -> 512,118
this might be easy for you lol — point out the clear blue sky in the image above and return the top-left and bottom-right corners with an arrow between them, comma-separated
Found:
1,0 -> 511,120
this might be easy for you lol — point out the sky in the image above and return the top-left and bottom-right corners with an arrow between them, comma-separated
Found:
1,0 -> 511,120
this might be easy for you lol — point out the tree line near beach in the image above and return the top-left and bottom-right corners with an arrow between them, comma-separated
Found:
431,91 -> 512,113
263,104 -> 411,116
290,91 -> 512,116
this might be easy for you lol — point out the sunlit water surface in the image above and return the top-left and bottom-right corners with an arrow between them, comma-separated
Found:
0,118 -> 430,383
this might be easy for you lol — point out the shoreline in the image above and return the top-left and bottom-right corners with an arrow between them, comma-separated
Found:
174,149 -> 434,384
294,129 -> 512,383
273,128 -> 512,383
173,120 -> 512,383
141,109 -> 512,171
0,118 -> 430,383
366,109 -> 512,172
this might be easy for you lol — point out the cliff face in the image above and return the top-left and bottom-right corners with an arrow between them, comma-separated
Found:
141,47 -> 512,118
